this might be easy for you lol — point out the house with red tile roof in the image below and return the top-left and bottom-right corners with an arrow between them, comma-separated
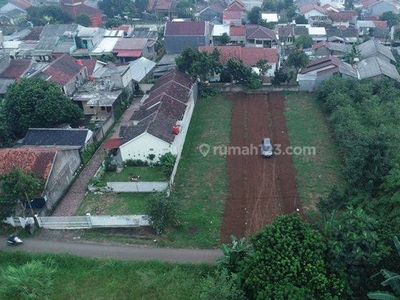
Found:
0,147 -> 81,213
327,11 -> 357,27
0,57 -> 32,95
229,25 -> 246,44
246,25 -> 278,48
117,69 -> 197,164
112,37 -> 156,62
223,0 -> 246,25
60,0 -> 102,27
39,54 -> 88,96
299,4 -> 327,19
199,45 -> 279,76
362,0 -> 397,18
164,21 -> 211,54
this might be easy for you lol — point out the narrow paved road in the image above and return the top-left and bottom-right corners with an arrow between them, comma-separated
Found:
0,237 -> 222,263
53,99 -> 141,216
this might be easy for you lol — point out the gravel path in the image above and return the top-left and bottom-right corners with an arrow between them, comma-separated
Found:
0,236 -> 222,263
52,98 -> 141,216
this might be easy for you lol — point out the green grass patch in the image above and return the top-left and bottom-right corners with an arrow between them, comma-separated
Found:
284,92 -> 345,209
0,251 -> 212,300
76,192 -> 153,215
163,95 -> 232,249
101,166 -> 167,183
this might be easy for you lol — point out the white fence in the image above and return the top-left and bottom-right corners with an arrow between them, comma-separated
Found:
4,214 -> 150,230
106,182 -> 168,192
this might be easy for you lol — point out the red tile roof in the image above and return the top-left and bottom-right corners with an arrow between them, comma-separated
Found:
61,2 -> 102,18
226,0 -> 245,11
0,59 -> 31,79
155,0 -> 173,11
361,0 -> 378,7
230,25 -> 246,36
0,148 -> 57,181
81,59 -> 97,76
103,138 -> 123,149
9,0 -> 32,10
165,21 -> 206,36
42,54 -> 84,86
299,4 -> 326,14
328,11 -> 357,22
246,25 -> 277,40
223,10 -> 242,20
373,20 -> 388,28
199,46 -> 279,65
116,50 -> 142,57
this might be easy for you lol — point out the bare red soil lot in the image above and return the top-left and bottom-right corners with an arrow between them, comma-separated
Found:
220,92 -> 300,243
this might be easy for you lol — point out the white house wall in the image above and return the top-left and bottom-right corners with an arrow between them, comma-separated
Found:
119,133 -> 174,162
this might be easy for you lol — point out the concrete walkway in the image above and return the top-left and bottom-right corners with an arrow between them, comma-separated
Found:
0,237 -> 222,263
52,98 -> 141,216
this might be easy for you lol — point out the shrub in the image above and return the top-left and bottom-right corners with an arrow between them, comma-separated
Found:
159,152 -> 176,177
124,159 -> 149,167
104,156 -> 118,172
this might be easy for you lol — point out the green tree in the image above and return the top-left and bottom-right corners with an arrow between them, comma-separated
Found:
295,14 -> 308,24
75,13 -> 91,27
159,152 -> 176,177
98,0 -> 135,18
220,32 -> 230,45
379,12 -> 400,28
104,18 -> 123,28
176,47 -> 221,81
0,167 -> 44,219
145,193 -> 181,234
248,6 -> 261,24
326,207 -> 389,295
286,50 -> 309,76
368,236 -> 400,300
216,235 -> 252,273
135,0 -> 149,13
3,78 -> 83,138
242,214 -> 345,299
194,269 -> 246,300
0,259 -> 56,300
26,5 -> 72,26
256,59 -> 271,78
345,0 -> 354,10
176,0 -> 194,19
224,57 -> 261,89
294,34 -> 313,49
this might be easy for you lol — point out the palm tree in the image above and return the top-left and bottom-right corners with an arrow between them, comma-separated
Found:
368,236 -> 400,300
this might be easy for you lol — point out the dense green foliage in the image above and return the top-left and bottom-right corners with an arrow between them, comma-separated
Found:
2,78 -> 83,139
75,13 -> 91,27
98,0 -> 135,18
0,259 -> 56,299
159,152 -> 176,176
26,5 -> 71,26
295,35 -> 314,49
0,167 -> 44,219
316,77 -> 400,297
248,6 -> 262,24
242,214 -> 345,299
222,58 -> 261,89
176,0 -> 194,19
145,193 -> 182,234
176,47 -> 221,81
0,251 -> 212,299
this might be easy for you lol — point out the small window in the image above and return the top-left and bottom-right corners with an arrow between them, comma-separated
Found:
149,148 -> 154,151
101,107 -> 106,111
89,106 -> 94,109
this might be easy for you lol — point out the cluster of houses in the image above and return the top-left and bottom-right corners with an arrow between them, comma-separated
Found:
1,0 -> 400,215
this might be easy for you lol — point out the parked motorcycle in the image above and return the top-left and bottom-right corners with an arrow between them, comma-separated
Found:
7,235 -> 23,246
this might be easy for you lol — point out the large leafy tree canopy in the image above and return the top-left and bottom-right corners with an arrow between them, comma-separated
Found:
98,0 -> 135,18
176,47 -> 222,81
26,5 -> 72,26
3,78 -> 83,139
75,13 -> 91,27
0,167 -> 44,220
242,214 -> 346,299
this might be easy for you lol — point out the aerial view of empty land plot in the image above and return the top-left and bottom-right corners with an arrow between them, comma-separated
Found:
220,92 -> 299,243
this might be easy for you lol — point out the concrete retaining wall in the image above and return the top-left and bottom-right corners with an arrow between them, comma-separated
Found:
107,181 -> 168,192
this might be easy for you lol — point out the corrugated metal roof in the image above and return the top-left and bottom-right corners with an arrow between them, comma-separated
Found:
357,56 -> 400,81
129,57 -> 156,82
91,37 -> 118,54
